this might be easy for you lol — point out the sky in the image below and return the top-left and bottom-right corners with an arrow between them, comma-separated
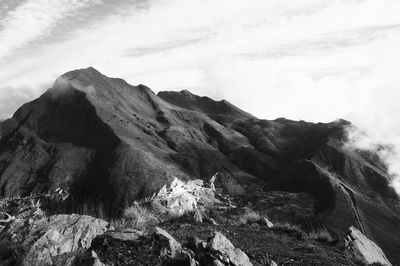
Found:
0,0 -> 400,192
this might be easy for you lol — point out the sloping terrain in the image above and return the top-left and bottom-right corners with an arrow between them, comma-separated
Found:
0,67 -> 399,264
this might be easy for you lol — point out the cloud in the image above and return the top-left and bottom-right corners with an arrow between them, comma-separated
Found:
346,125 -> 400,194
0,0 -> 102,59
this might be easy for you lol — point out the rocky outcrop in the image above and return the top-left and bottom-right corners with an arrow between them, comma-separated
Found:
0,214 -> 111,265
150,177 -> 218,216
156,229 -> 253,266
345,226 -> 392,266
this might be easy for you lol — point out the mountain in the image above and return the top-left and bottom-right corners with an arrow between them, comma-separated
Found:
0,67 -> 399,263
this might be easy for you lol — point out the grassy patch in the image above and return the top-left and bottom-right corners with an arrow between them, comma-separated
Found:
271,221 -> 307,239
307,228 -> 335,242
111,204 -> 158,230
75,202 -> 108,220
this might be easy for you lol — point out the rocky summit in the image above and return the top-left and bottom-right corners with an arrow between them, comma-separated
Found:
0,67 -> 399,265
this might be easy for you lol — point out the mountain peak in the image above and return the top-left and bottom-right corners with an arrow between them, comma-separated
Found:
0,68 -> 399,264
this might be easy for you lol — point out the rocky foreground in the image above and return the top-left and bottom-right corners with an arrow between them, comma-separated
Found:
0,175 -> 392,266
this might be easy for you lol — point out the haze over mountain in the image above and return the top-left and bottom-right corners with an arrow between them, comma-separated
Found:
0,68 -> 399,263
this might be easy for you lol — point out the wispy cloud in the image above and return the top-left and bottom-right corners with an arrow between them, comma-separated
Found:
0,0 -> 102,59
125,36 -> 211,57
242,25 -> 400,59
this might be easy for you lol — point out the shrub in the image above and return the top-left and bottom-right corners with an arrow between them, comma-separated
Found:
208,210 -> 229,224
75,202 -> 107,220
114,203 -> 158,230
110,218 -> 131,231
307,228 -> 334,242
297,242 -> 320,253
271,221 -> 307,239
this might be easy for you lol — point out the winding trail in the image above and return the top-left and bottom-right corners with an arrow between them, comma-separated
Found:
315,162 -> 368,236
337,180 -> 368,236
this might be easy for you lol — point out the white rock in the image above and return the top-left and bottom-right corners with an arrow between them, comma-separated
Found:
259,217 -> 273,228
208,231 -> 253,266
345,226 -> 392,266
152,177 -> 217,216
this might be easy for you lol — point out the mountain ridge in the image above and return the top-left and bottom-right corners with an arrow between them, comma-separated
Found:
0,67 -> 399,263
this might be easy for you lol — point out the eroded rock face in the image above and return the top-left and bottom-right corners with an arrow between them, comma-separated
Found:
345,226 -> 392,266
0,214 -> 111,266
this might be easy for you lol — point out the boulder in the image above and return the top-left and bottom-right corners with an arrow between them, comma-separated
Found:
102,229 -> 144,242
0,214 -> 111,266
153,227 -> 182,258
209,172 -> 246,196
152,177 -> 217,216
207,231 -> 253,266
259,217 -> 273,228
207,218 -> 218,226
187,236 -> 207,252
345,226 -> 392,266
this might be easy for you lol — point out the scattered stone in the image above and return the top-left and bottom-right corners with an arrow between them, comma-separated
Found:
208,218 -> 218,226
0,212 -> 14,223
269,260 -> 278,266
153,227 -> 182,258
187,236 -> 207,252
250,223 -> 260,228
193,209 -> 203,223
90,251 -> 105,266
207,231 -> 253,266
345,226 -> 392,266
172,248 -> 198,266
179,223 -> 192,229
102,229 -> 144,242
259,217 -> 273,228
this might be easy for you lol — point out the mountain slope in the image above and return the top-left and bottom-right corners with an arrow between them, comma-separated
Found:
0,67 -> 399,263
